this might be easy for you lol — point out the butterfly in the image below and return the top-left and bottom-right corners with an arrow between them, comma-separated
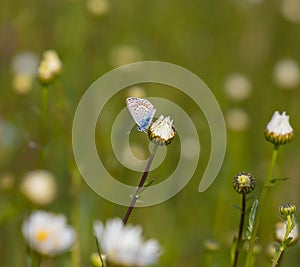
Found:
126,97 -> 156,132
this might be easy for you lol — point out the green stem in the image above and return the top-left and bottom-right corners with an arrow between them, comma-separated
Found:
232,193 -> 246,267
271,215 -> 294,267
39,86 -> 48,168
244,145 -> 279,267
276,250 -> 285,267
204,251 -> 213,267
95,237 -> 105,267
70,166 -> 81,267
271,248 -> 284,267
53,81 -> 81,267
122,144 -> 158,225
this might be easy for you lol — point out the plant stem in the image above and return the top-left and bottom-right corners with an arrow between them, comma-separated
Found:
204,251 -> 213,267
122,144 -> 158,225
244,145 -> 279,267
233,193 -> 246,267
271,248 -> 284,267
53,81 -> 81,267
271,215 -> 294,267
95,237 -> 105,267
39,85 -> 48,168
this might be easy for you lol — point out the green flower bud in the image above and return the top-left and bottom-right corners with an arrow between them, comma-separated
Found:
279,203 -> 296,216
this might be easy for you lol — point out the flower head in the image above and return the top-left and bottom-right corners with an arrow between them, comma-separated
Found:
265,111 -> 294,145
273,59 -> 300,89
225,108 -> 250,131
20,170 -> 56,205
148,115 -> 176,145
93,218 -> 162,266
224,73 -> 252,101
38,50 -> 62,85
280,203 -> 296,216
22,210 -> 75,256
87,0 -> 110,16
11,51 -> 39,94
233,172 -> 256,194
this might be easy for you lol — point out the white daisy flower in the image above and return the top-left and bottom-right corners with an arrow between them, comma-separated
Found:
22,210 -> 75,256
38,50 -> 62,85
11,51 -> 38,94
93,218 -> 162,266
223,73 -> 252,101
20,170 -> 56,205
87,0 -> 110,16
265,111 -> 294,145
273,59 -> 300,89
148,115 -> 176,145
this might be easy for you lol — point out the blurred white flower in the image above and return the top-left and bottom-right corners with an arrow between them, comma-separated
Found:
12,73 -> 33,95
110,45 -> 142,68
20,170 -> 56,205
11,51 -> 39,76
93,218 -> 162,266
203,239 -> 220,252
11,51 -> 39,94
38,50 -> 62,85
22,210 -> 75,256
275,221 -> 298,245
224,73 -> 252,101
281,0 -> 300,23
273,59 -> 300,89
265,111 -> 293,145
225,108 -> 250,131
148,115 -> 176,145
265,242 -> 277,258
87,0 -> 110,16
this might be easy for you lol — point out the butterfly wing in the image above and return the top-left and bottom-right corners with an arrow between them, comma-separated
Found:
126,97 -> 156,131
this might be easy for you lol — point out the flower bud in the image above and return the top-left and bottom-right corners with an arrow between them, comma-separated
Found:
90,252 -> 106,267
148,115 -> 176,145
233,172 -> 256,194
265,111 -> 294,145
38,50 -> 62,85
279,203 -> 296,216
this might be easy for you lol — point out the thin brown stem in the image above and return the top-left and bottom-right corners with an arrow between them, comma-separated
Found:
233,193 -> 246,267
122,144 -> 158,225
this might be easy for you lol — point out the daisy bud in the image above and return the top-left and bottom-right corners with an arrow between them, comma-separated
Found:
279,203 -> 296,216
38,50 -> 62,85
148,115 -> 176,145
265,111 -> 294,145
233,172 -> 256,194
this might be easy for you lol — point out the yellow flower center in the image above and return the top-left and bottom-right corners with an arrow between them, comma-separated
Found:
238,175 -> 250,187
35,230 -> 49,242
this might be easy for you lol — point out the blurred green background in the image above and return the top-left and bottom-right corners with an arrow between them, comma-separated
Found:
1,0 -> 300,266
